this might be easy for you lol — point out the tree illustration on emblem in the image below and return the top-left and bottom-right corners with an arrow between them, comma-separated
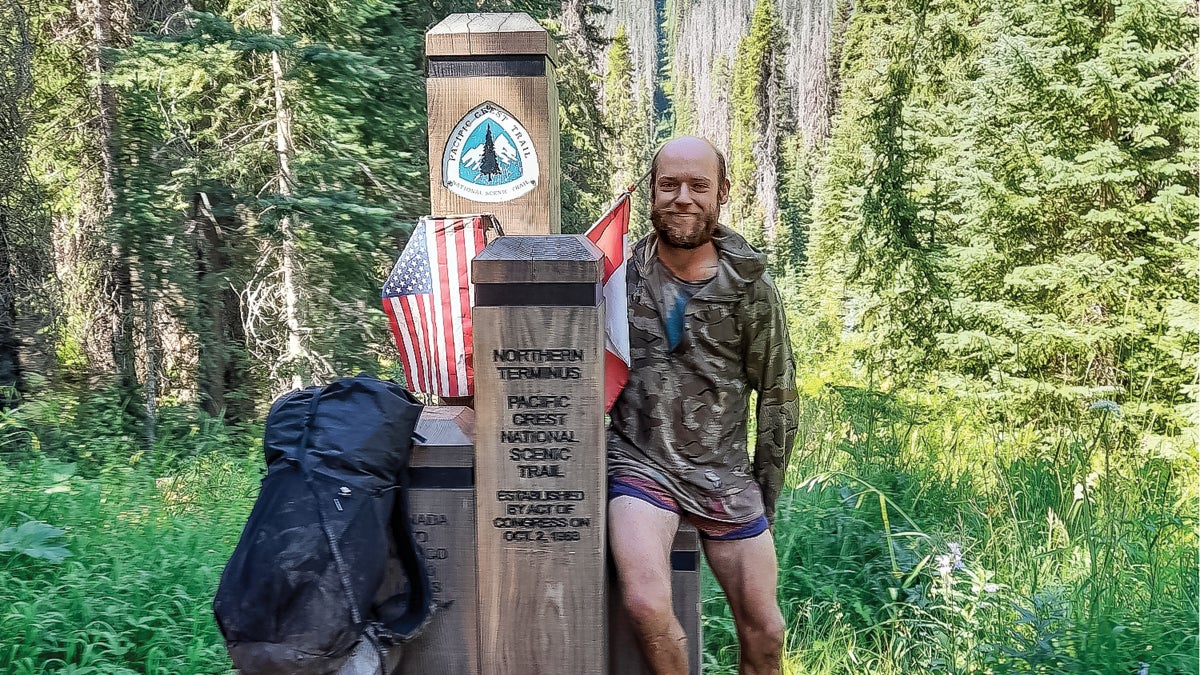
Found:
479,124 -> 501,182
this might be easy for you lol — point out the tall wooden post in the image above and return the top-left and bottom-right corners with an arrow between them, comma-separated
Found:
398,407 -> 478,674
409,11 -> 702,675
426,13 -> 560,234
472,236 -> 606,674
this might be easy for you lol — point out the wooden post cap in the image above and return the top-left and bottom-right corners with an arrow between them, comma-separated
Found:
412,405 -> 475,466
472,235 -> 602,283
472,236 -> 603,307
426,13 -> 557,62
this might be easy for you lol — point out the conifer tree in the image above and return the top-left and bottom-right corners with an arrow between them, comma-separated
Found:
480,125 -> 501,181
730,0 -> 786,252
553,2 -> 610,233
804,0 -> 978,374
936,0 -> 1198,419
603,24 -> 652,233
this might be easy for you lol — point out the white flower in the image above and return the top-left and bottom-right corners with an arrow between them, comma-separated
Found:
947,542 -> 966,570
984,583 -> 1000,593
1089,400 -> 1121,416
935,543 -> 967,576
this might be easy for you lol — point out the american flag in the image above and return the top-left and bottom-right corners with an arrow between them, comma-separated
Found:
585,193 -> 632,410
382,216 -> 491,397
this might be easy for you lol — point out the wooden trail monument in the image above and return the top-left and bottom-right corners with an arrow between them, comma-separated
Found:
398,12 -> 700,675
426,13 -> 560,234
473,236 -> 607,673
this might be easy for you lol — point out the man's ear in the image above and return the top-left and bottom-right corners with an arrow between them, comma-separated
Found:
718,180 -> 731,205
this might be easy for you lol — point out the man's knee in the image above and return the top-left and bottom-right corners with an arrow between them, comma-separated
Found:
738,604 -> 785,656
622,584 -> 675,631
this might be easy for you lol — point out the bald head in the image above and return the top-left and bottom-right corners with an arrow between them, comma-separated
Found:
650,136 -> 728,196
647,136 -> 730,250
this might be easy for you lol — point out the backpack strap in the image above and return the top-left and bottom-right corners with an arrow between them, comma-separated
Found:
296,384 -> 366,627
297,380 -> 434,641
379,384 -> 435,639
309,381 -> 436,638
295,388 -> 324,475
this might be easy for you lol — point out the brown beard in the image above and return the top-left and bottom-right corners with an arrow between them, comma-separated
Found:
650,208 -> 719,250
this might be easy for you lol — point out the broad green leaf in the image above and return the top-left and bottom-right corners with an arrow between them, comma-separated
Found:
0,520 -> 72,563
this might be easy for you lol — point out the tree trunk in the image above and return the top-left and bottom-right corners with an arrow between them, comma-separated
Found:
0,0 -> 35,406
109,250 -> 141,420
193,191 -> 255,424
271,0 -> 303,392
0,209 -> 20,406
142,272 -> 157,448
86,0 -> 142,423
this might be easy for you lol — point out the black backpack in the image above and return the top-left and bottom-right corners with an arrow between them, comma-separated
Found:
213,375 -> 434,675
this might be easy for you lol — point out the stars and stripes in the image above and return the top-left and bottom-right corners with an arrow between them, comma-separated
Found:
382,216 -> 491,397
585,192 -> 632,411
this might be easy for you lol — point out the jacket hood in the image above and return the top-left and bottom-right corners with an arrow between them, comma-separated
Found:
633,224 -> 768,300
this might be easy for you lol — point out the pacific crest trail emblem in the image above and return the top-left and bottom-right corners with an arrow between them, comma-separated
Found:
442,101 -> 540,203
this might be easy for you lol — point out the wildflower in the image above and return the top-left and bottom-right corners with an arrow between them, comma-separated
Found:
947,542 -> 966,570
1089,400 -> 1121,416
984,583 -> 1000,593
936,543 -> 967,576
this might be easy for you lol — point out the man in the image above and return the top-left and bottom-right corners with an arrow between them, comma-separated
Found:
608,136 -> 799,675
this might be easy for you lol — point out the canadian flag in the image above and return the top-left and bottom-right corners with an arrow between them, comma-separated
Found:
585,193 -> 632,411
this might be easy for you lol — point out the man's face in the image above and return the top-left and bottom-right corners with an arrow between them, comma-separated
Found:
649,140 -> 729,249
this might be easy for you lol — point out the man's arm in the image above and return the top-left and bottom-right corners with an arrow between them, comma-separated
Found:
745,278 -> 799,525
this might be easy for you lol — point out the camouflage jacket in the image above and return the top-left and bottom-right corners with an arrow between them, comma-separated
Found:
607,225 -> 799,525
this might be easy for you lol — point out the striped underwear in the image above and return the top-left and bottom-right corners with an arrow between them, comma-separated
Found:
607,474 -> 769,541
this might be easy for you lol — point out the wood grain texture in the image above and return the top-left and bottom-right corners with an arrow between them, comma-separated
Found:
471,234 -> 603,285
466,13 -> 508,55
426,13 -> 474,55
425,15 -> 560,234
399,407 -> 479,675
472,254 -> 604,285
607,525 -> 703,675
399,488 -> 478,675
473,304 -> 606,675
426,75 -> 560,234
498,13 -> 555,61
427,12 -> 556,61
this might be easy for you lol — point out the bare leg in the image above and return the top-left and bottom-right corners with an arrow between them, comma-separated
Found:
703,532 -> 785,675
609,496 -> 687,675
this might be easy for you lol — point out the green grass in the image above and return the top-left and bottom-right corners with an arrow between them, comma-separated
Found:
701,384 -> 1198,674
0,407 -> 260,675
0,382 -> 1195,674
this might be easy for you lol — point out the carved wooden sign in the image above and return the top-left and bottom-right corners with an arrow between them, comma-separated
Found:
399,407 -> 478,674
426,13 -> 560,234
471,235 -> 606,674
442,101 -> 540,203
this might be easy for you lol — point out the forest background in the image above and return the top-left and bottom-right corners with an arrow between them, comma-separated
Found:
0,0 -> 1196,672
